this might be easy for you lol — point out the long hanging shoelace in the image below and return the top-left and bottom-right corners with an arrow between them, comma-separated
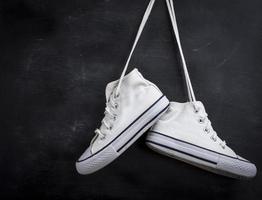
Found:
115,0 -> 156,96
166,0 -> 226,148
166,0 -> 196,103
94,0 -> 156,141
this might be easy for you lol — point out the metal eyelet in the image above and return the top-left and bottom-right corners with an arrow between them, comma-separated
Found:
198,117 -> 205,124
114,93 -> 120,99
203,127 -> 210,133
194,108 -> 200,114
114,103 -> 118,109
109,126 -> 113,130
210,136 -> 217,142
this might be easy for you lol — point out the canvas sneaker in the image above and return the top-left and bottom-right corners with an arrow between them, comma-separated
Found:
76,68 -> 169,174
146,0 -> 257,179
75,0 -> 159,175
146,101 -> 257,179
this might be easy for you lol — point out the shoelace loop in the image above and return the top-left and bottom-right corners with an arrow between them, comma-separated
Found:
94,92 -> 120,140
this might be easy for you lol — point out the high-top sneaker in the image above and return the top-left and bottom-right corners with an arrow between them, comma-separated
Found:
146,102 -> 257,179
76,69 -> 168,174
75,0 -> 169,175
146,0 -> 256,179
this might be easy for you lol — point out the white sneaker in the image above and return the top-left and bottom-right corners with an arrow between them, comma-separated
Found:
76,69 -> 169,174
146,102 -> 257,179
146,0 -> 257,179
76,0 -> 162,174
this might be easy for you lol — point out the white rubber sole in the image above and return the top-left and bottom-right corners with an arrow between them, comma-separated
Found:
76,95 -> 169,175
146,131 -> 257,179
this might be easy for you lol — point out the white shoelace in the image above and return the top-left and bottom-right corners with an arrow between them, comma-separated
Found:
196,109 -> 226,148
94,0 -> 156,141
115,0 -> 156,96
94,91 -> 119,140
166,0 -> 226,148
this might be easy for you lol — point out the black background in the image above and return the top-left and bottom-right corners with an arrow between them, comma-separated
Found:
1,0 -> 262,199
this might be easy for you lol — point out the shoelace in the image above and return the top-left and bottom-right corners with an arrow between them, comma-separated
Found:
166,0 -> 226,149
195,108 -> 226,149
93,0 -> 156,141
94,91 -> 119,140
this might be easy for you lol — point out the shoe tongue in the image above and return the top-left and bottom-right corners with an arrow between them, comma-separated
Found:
105,81 -> 118,102
105,68 -> 140,101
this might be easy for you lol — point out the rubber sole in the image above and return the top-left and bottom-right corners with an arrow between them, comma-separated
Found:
146,131 -> 257,179
76,95 -> 169,175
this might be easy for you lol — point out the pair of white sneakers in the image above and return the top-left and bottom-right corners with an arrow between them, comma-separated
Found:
76,0 -> 257,179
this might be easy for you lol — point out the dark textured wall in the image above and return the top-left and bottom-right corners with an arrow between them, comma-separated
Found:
1,0 -> 262,199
